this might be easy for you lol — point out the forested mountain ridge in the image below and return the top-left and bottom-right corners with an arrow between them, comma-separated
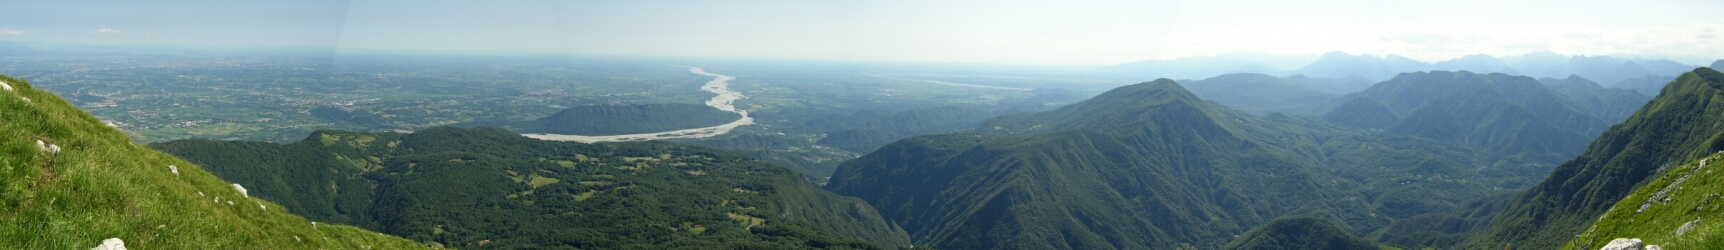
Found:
829,79 -> 1362,249
1325,71 -> 1609,164
154,126 -> 911,249
827,78 -> 1574,249
1540,75 -> 1653,123
1464,67 -> 1724,248
1179,73 -> 1343,116
0,75 -> 423,249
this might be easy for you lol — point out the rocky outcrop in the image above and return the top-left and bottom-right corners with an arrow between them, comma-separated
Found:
232,183 -> 247,197
90,238 -> 125,250
1599,238 -> 1664,250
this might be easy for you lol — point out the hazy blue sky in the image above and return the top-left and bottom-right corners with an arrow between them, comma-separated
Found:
3,0 -> 1721,65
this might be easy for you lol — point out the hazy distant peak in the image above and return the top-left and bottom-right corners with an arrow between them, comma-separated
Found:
1318,51 -> 1355,58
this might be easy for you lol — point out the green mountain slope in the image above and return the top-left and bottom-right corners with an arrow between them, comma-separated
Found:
1222,217 -> 1381,250
153,126 -> 911,249
0,75 -> 422,248
1323,97 -> 1399,130
1465,67 -> 1724,248
1541,75 -> 1652,123
511,103 -> 740,135
1611,75 -> 1678,97
1328,71 -> 1608,163
803,105 -> 1008,154
1181,73 -> 1341,116
830,78 -> 1561,249
1563,152 -> 1724,249
830,80 -> 1357,249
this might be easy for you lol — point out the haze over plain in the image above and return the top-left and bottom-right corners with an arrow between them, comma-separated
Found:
2,0 -> 1721,65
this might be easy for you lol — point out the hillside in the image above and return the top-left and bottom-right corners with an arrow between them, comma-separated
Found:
153,126 -> 911,249
827,79 -> 1553,249
1326,71 -> 1609,163
1180,73 -> 1340,116
1541,75 -> 1652,123
0,75 -> 423,248
829,80 -> 1358,249
1612,75 -> 1679,97
1464,67 -> 1724,248
800,105 -> 1008,154
1563,152 -> 1724,249
510,103 -> 740,135
1222,217 -> 1381,250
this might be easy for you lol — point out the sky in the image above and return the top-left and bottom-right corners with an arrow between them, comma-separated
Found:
2,0 -> 1722,65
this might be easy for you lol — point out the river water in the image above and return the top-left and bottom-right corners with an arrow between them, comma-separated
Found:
522,67 -> 754,143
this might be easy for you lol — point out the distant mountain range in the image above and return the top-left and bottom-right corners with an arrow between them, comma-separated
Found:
1096,51 -> 1709,94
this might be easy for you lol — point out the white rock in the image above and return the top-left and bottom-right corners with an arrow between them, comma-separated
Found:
226,201 -> 233,206
20,96 -> 29,103
1677,219 -> 1701,237
1647,245 -> 1663,250
35,140 -> 55,154
232,183 -> 247,197
198,191 -> 204,197
258,201 -> 266,210
1,80 -> 11,91
1600,238 -> 1644,250
168,165 -> 179,176
90,238 -> 125,250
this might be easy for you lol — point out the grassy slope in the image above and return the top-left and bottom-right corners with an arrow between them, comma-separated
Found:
1564,152 -> 1724,249
0,75 -> 421,248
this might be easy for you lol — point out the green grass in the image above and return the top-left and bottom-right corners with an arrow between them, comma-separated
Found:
527,175 -> 560,188
0,75 -> 422,249
1564,151 -> 1724,249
